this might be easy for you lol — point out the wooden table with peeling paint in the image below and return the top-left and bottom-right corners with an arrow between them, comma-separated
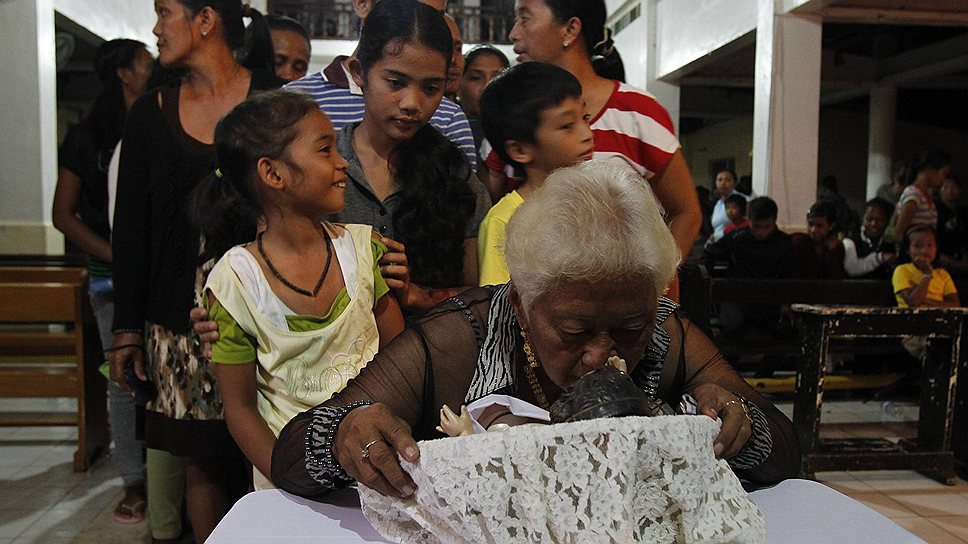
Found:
791,304 -> 968,484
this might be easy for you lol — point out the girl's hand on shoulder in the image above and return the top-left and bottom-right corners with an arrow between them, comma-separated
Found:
334,403 -> 419,498
689,383 -> 753,460
189,306 -> 219,359
379,236 -> 410,293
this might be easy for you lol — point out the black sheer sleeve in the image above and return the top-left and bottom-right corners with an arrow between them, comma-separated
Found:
659,314 -> 800,486
271,287 -> 494,497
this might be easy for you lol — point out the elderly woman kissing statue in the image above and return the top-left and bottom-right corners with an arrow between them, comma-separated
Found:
270,160 -> 800,499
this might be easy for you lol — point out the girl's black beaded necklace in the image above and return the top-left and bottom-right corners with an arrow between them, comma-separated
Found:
257,226 -> 332,297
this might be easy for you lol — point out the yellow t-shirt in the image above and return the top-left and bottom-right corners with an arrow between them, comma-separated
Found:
477,190 -> 524,286
891,263 -> 957,307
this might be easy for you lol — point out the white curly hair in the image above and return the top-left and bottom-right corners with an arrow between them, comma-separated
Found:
504,159 -> 681,310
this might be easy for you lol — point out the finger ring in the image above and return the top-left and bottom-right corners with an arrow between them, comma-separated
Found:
361,439 -> 379,460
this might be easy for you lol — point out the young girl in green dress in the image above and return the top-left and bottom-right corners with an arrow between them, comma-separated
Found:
192,90 -> 404,488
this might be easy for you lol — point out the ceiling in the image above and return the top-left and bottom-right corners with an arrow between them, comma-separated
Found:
678,0 -> 968,134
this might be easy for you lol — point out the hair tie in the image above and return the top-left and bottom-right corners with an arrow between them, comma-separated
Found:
593,27 -> 615,57
215,168 -> 223,179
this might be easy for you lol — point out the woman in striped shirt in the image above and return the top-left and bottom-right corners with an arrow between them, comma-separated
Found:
893,148 -> 952,245
486,0 -> 701,298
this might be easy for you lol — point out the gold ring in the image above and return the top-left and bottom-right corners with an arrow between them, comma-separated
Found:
361,439 -> 379,460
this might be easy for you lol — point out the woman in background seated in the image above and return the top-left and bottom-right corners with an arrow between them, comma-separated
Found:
270,160 -> 799,500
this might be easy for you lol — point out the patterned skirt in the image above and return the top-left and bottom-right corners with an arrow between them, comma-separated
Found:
142,259 -> 238,459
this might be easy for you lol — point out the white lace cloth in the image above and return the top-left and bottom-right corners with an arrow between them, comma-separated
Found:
359,416 -> 766,543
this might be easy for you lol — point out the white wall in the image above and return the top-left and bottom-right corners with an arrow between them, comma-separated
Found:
681,117 -> 754,191
0,0 -> 60,253
612,9 -> 647,88
655,0 -> 756,79
54,0 -> 156,49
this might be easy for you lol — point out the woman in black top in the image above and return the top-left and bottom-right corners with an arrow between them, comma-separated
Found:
109,1 -> 281,541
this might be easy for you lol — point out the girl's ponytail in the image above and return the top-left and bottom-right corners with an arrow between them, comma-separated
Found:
190,168 -> 260,263
591,27 -> 625,82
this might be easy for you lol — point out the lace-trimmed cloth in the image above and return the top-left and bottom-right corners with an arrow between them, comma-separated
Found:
358,415 -> 766,544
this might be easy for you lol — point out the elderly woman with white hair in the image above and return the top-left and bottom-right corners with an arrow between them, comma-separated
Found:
270,160 -> 799,499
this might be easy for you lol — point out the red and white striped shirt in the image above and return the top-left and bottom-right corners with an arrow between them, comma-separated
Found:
482,80 -> 680,182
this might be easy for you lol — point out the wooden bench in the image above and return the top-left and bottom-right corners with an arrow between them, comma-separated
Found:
678,264 -> 903,390
679,264 -> 895,338
0,266 -> 109,471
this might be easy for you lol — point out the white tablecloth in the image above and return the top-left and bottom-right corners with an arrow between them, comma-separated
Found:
208,479 -> 924,543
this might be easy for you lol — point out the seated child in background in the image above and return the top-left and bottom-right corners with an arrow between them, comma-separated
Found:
792,200 -> 845,279
843,197 -> 897,279
893,225 -> 960,358
476,62 -> 594,286
894,225 -> 960,309
701,197 -> 795,343
189,91 -> 405,489
722,193 -> 749,236
701,196 -> 794,280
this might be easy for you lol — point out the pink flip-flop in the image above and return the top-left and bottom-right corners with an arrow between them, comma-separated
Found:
113,499 -> 146,524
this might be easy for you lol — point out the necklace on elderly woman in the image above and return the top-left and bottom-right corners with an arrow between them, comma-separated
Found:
521,330 -> 550,410
257,226 -> 333,297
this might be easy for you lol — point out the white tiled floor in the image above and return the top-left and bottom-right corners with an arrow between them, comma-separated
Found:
774,396 -> 968,543
0,397 -> 966,543
0,400 -> 127,543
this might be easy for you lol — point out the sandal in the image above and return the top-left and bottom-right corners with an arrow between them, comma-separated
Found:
113,497 -> 147,524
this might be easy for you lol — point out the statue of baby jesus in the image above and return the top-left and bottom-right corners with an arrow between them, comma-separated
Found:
436,356 -> 634,437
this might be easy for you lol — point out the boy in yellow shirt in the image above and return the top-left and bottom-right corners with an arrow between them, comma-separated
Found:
477,62 -> 594,285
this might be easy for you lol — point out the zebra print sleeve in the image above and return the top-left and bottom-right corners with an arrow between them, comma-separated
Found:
725,395 -> 774,470
304,401 -> 373,490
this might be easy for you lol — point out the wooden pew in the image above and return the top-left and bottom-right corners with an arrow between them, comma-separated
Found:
0,266 -> 109,471
678,264 -> 903,390
679,264 -> 895,336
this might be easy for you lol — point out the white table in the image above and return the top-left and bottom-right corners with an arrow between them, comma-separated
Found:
208,479 -> 924,543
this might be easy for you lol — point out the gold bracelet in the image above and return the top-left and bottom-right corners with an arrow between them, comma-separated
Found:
724,398 -> 752,423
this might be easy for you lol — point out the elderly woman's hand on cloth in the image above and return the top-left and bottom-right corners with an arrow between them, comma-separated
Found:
334,404 -> 420,499
688,383 -> 754,459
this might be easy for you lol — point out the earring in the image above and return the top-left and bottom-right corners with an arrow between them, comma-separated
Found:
201,30 -> 208,38
562,41 -> 569,49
